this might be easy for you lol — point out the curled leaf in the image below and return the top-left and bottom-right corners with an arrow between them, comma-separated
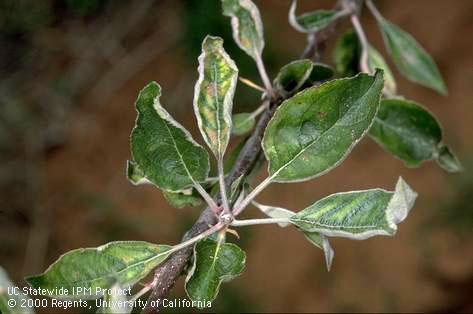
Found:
26,242 -> 172,300
290,177 -> 417,240
273,59 -> 313,95
222,0 -> 264,61
131,82 -> 210,192
185,239 -> 246,307
289,0 -> 345,33
194,36 -> 238,160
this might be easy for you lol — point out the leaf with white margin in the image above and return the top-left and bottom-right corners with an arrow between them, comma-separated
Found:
0,266 -> 34,314
185,238 -> 246,307
126,160 -> 151,186
194,36 -> 238,160
252,201 -> 334,270
26,242 -> 172,300
221,0 -> 264,60
130,82 -> 210,192
289,0 -> 346,33
263,70 -> 384,183
290,177 -> 417,240
274,59 -> 313,96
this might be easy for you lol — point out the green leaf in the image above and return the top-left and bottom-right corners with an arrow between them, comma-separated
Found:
367,45 -> 397,94
232,112 -> 255,136
290,177 -> 417,239
0,267 -> 34,314
252,202 -> 334,270
289,0 -> 343,33
185,239 -> 246,307
369,98 -> 460,171
263,71 -> 384,183
436,145 -> 462,173
222,0 -> 264,61
194,36 -> 238,160
376,16 -> 447,94
308,63 -> 334,83
130,82 -> 210,192
333,31 -> 396,94
26,242 -> 171,300
163,189 -> 203,209
126,160 -> 150,186
274,59 -> 313,95
333,31 -> 360,77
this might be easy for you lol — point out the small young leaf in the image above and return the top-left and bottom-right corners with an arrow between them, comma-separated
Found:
376,16 -> 447,94
333,31 -> 360,77
436,145 -> 462,173
185,239 -> 246,307
290,177 -> 417,240
194,36 -> 238,160
369,98 -> 460,171
26,242 -> 171,300
252,202 -> 334,270
163,189 -> 203,209
0,267 -> 34,314
289,0 -> 343,33
232,112 -> 255,136
263,71 -> 384,183
222,0 -> 264,61
367,45 -> 397,94
273,59 -> 313,95
131,82 -> 210,192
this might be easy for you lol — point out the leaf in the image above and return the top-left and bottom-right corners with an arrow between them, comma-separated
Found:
194,36 -> 238,160
252,202 -> 334,270
333,31 -> 396,94
263,71 -> 384,183
222,0 -> 264,60
369,98 -> 460,171
274,59 -> 313,95
308,63 -> 334,83
185,239 -> 246,307
290,177 -> 417,240
0,267 -> 34,314
367,45 -> 397,94
436,145 -> 462,173
163,189 -> 203,209
302,233 -> 334,271
232,113 -> 255,136
289,0 -> 343,33
130,82 -> 210,192
252,201 -> 294,227
376,16 -> 447,94
26,242 -> 172,300
333,31 -> 360,76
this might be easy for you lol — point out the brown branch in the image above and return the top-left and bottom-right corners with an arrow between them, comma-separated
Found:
144,4 -> 351,312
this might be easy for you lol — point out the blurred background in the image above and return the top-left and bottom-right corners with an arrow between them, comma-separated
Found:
1,0 -> 472,313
